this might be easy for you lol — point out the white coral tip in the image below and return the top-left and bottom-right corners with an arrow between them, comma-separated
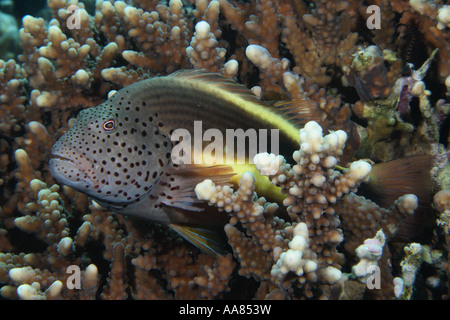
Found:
349,160 -> 372,180
195,179 -> 216,200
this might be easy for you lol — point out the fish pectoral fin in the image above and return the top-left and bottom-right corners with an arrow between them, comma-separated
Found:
169,224 -> 226,258
158,164 -> 235,211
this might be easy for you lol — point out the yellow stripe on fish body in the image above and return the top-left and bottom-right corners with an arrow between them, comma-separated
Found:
166,70 -> 301,148
48,70 -> 319,257
193,146 -> 286,204
197,85 -> 299,144
49,69 -> 434,258
165,70 -> 300,203
229,163 -> 286,203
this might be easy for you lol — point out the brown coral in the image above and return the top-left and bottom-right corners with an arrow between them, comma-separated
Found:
0,0 -> 449,300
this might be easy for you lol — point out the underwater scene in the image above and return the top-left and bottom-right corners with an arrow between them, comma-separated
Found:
0,0 -> 449,301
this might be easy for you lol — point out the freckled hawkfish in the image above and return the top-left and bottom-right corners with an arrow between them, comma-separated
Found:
49,70 -> 311,257
49,70 -> 430,257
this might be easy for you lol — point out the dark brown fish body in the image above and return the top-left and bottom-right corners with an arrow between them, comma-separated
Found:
119,71 -> 299,151
49,70 -> 301,256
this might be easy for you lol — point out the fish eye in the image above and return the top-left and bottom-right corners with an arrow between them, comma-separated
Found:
103,119 -> 116,131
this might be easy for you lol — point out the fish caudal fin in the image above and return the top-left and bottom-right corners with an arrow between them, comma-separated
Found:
362,154 -> 433,209
169,224 -> 226,258
358,154 -> 434,239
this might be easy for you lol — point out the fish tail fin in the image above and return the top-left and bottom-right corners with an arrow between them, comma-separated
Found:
169,224 -> 226,258
393,207 -> 436,240
358,154 -> 434,239
363,154 -> 433,208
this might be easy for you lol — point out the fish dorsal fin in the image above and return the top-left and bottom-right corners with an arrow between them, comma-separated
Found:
169,69 -> 266,106
272,99 -> 328,127
168,70 -> 328,145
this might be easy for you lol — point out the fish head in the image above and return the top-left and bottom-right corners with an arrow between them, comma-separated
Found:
49,98 -> 172,206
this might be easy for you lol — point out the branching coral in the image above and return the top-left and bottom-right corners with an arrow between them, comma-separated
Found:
338,193 -> 419,255
277,0 -> 358,87
0,59 -> 26,135
245,44 -> 360,162
0,0 -> 449,300
253,122 -> 371,273
350,47 -> 449,162
1,177 -> 235,300
1,179 -> 86,299
195,120 -> 426,299
0,11 -> 19,60
434,190 -> 450,299
186,20 -> 226,72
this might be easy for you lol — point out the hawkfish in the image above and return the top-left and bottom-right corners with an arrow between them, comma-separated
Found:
49,70 -> 431,257
49,70 -> 304,256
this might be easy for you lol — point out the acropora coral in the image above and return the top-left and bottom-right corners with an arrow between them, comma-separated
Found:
0,0 -> 449,300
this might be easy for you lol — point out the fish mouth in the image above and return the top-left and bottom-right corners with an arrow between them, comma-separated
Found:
50,153 -> 74,163
49,148 -> 76,169
49,157 -> 82,186
49,149 -> 99,188
49,149 -> 78,169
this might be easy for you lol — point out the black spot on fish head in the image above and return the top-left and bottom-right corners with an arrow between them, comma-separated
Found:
49,97 -> 173,206
49,104 -> 117,199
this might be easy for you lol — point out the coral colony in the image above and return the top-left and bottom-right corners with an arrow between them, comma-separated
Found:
0,0 -> 449,300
